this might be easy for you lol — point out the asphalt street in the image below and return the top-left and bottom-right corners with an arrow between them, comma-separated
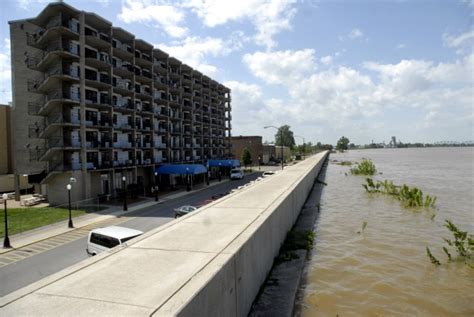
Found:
0,173 -> 262,297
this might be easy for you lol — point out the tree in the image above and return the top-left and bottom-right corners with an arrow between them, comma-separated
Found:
241,147 -> 252,168
275,125 -> 295,149
336,136 -> 350,151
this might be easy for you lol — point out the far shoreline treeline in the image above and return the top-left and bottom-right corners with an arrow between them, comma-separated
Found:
350,142 -> 474,150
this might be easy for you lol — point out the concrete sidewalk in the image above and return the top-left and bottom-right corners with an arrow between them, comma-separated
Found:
0,178 -> 232,254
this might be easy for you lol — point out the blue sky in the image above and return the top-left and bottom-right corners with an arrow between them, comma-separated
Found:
0,0 -> 472,145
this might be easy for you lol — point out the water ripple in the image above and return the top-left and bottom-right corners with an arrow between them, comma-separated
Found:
298,148 -> 474,317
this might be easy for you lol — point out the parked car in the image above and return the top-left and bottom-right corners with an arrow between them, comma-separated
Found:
263,171 -> 276,177
230,168 -> 244,180
86,226 -> 143,256
174,205 -> 197,218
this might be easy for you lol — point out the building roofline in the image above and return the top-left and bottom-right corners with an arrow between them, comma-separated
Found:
84,11 -> 113,27
231,136 -> 263,139
9,1 -> 231,84
9,1 -> 80,25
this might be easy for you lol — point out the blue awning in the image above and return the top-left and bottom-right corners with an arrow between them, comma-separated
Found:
155,164 -> 207,175
208,159 -> 240,168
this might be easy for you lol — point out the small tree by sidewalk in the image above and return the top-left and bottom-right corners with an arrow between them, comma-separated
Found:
241,147 -> 252,169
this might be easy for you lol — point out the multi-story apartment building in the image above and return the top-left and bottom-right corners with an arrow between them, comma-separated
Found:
9,2 -> 231,204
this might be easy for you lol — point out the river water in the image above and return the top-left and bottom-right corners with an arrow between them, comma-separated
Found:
297,147 -> 474,316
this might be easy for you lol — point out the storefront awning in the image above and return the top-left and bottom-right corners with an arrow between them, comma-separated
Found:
207,159 -> 240,168
155,164 -> 207,175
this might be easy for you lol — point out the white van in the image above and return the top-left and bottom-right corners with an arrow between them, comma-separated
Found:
230,168 -> 244,180
86,226 -> 143,256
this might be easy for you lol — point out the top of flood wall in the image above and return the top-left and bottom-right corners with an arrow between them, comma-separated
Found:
0,151 -> 329,316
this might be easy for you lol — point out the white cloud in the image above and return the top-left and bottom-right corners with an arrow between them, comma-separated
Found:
17,0 -> 50,10
157,34 -> 245,77
320,55 -> 333,65
290,66 -> 378,124
252,0 -> 297,49
463,0 -> 474,9
243,49 -> 317,84
0,38 -> 12,104
443,28 -> 474,55
396,43 -> 406,49
335,49 -> 346,57
184,0 -> 297,49
223,80 -> 268,135
364,54 -> 473,90
118,0 -> 188,38
224,80 -> 296,138
339,28 -> 367,42
18,0 -> 110,10
96,0 -> 111,6
349,28 -> 364,39
242,48 -> 473,138
184,0 -> 260,27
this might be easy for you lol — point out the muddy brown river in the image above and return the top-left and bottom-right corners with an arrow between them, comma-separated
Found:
297,147 -> 474,316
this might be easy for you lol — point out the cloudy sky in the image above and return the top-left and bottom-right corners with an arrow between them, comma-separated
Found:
0,0 -> 472,144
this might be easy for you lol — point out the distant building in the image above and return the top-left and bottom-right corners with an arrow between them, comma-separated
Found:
274,145 -> 291,162
262,144 -> 275,164
0,104 -> 30,193
230,136 -> 263,166
0,104 -> 12,174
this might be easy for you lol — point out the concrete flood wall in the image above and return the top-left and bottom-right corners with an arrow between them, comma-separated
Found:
0,151 -> 328,316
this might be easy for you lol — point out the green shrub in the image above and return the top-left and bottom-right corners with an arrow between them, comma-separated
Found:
426,220 -> 474,266
350,159 -> 377,175
335,160 -> 353,166
362,178 -> 437,209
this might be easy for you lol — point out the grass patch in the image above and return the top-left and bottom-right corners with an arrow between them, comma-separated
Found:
0,207 -> 92,236
350,159 -> 377,176
276,229 -> 314,264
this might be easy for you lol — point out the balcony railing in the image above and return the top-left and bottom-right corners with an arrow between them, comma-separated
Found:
29,66 -> 79,91
46,89 -> 80,102
27,16 -> 79,47
113,160 -> 134,167
114,141 -> 132,148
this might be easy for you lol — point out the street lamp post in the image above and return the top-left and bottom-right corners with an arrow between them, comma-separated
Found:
22,174 -> 28,195
122,176 -> 128,211
264,125 -> 284,170
218,163 -> 222,181
154,171 -> 159,202
67,184 -> 73,228
294,135 -> 306,160
186,168 -> 191,192
2,193 -> 11,248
